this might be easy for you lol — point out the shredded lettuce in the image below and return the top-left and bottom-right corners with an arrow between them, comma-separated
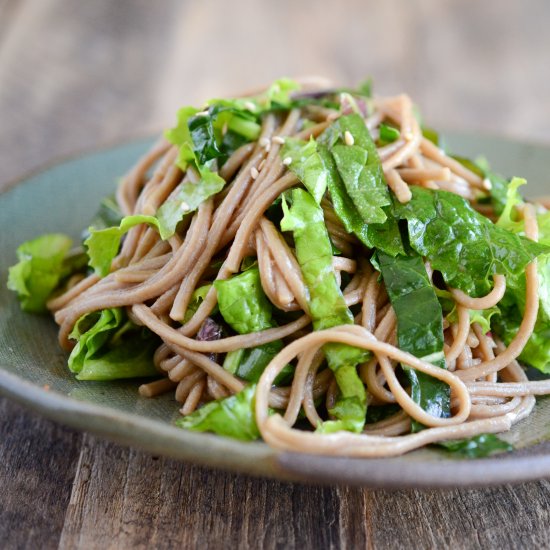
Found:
320,113 -> 390,224
84,214 -> 159,276
155,171 -> 225,239
437,434 -> 512,458
491,180 -> 550,372
68,308 -> 158,380
378,123 -> 400,145
176,383 -> 260,440
281,137 -> 328,203
281,188 -> 368,433
377,251 -> 450,427
281,115 -> 404,256
215,268 -> 273,333
215,268 -> 285,384
7,234 -> 73,313
393,187 -> 550,296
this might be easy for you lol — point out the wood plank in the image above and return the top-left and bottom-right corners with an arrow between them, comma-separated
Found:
0,398 -> 82,550
364,484 -> 550,549
59,435 -> 350,549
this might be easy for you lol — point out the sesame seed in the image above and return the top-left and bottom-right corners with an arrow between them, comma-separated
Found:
180,201 -> 190,211
483,178 -> 493,191
282,156 -> 292,166
196,110 -> 209,117
344,131 -> 355,146
244,100 -> 256,111
403,131 -> 414,141
272,136 -> 285,145
251,167 -> 259,179
259,159 -> 266,171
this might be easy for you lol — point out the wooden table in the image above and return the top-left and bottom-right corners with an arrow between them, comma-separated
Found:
2,1 -> 550,547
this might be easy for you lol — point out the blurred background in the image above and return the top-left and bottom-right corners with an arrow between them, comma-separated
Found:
1,0 -> 549,185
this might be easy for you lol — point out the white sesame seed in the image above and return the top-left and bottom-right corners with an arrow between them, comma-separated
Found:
250,167 -> 259,179
258,159 -> 266,171
344,131 -> 355,146
180,201 -> 190,211
282,156 -> 292,166
259,137 -> 271,152
272,136 -> 285,145
483,178 -> 493,191
403,131 -> 414,141
196,110 -> 209,117
244,101 -> 256,111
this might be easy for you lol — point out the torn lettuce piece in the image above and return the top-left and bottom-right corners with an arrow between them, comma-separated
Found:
496,177 -> 526,233
281,137 -> 329,203
469,156 -> 510,216
393,187 -> 550,296
81,194 -> 125,244
176,384 -> 260,441
7,234 -> 73,313
320,113 -> 390,224
446,305 -> 500,335
214,267 -> 273,334
378,123 -> 400,145
166,78 -> 301,174
155,168 -> 225,239
278,114 -> 403,256
183,284 -> 215,323
68,308 -> 158,381
216,267 -> 287,384
281,188 -> 368,433
437,434 -> 512,458
377,251 -> 450,429
84,214 -> 159,277
490,181 -> 550,372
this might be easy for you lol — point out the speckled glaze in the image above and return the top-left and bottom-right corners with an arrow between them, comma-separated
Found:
2,134 -> 550,488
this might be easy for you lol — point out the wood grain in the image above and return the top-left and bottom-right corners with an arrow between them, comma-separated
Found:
0,399 -> 82,549
2,0 -> 550,548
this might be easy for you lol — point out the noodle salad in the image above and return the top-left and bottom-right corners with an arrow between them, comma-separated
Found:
8,78 -> 550,458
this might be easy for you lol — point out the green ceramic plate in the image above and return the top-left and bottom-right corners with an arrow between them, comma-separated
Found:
2,134 -> 550,488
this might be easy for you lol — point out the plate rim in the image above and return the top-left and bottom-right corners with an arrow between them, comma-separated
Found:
3,133 -> 550,489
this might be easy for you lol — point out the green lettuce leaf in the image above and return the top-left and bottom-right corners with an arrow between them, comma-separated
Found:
68,308 -> 158,380
491,181 -> 550,372
437,434 -> 512,458
215,268 -> 286,384
281,137 -> 329,203
472,156 -> 510,216
84,214 -> 159,277
183,284 -> 214,323
223,341 -> 284,383
280,188 -> 368,433
378,123 -> 400,145
7,234 -> 73,312
280,115 -> 403,256
176,383 -> 260,441
214,268 -> 273,334
393,187 -> 550,296
446,305 -> 500,335
86,194 -> 123,233
155,169 -> 225,239
320,113 -> 390,224
377,251 -> 449,429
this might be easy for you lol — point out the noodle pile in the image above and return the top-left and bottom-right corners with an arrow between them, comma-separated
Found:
44,80 -> 550,457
